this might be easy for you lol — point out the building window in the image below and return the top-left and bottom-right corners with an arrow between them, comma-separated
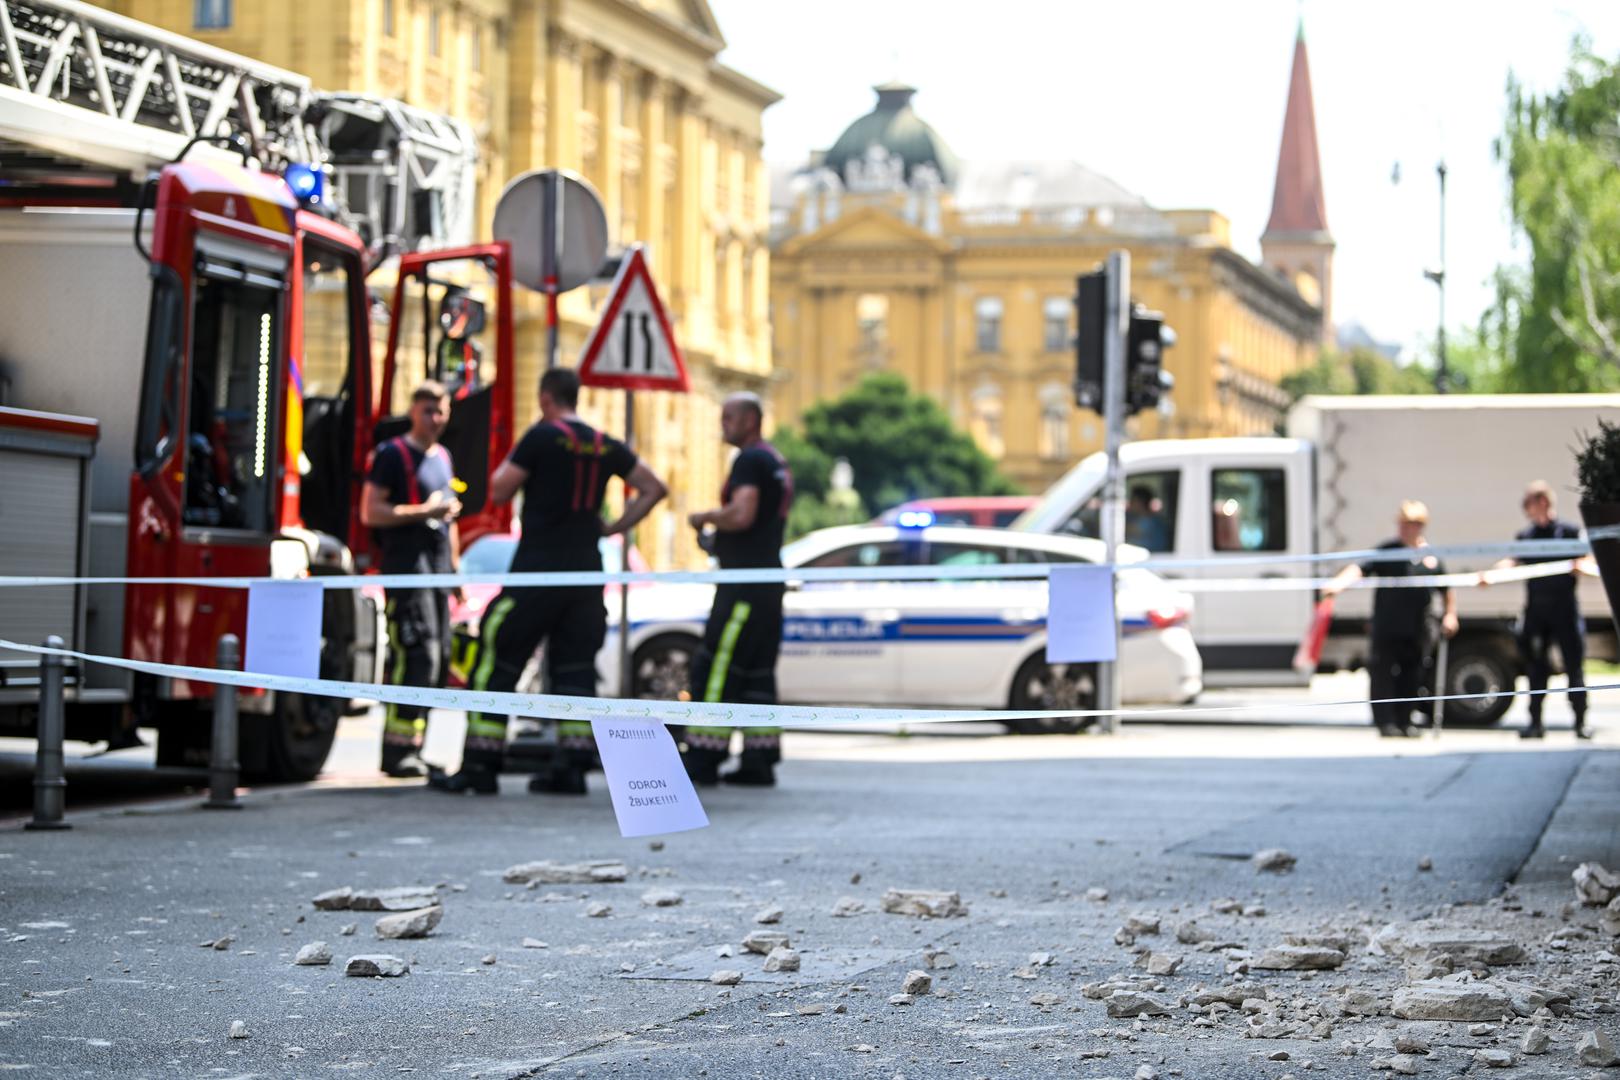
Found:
1043,296 -> 1070,353
429,7 -> 442,57
1038,384 -> 1069,462
975,296 -> 1003,353
470,24 -> 482,70
970,381 -> 1004,458
382,0 -> 395,36
856,293 -> 889,355
194,0 -> 231,29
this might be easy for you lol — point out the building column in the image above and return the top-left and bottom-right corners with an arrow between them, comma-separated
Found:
671,86 -> 704,321
544,28 -> 581,170
594,52 -> 623,230
639,74 -> 666,277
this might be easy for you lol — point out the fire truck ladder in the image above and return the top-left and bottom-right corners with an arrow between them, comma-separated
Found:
0,0 -> 478,253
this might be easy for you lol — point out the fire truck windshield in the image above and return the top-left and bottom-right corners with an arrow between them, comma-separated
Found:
183,272 -> 284,532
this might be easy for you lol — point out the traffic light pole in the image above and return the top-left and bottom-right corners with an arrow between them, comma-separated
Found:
1096,250 -> 1130,735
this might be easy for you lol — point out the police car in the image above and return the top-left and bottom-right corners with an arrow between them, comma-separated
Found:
602,520 -> 1202,734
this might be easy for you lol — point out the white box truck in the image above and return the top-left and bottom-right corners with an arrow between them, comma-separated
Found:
1013,394 -> 1620,724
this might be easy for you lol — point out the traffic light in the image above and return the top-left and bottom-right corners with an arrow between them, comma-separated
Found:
1073,270 -> 1106,412
1126,304 -> 1176,415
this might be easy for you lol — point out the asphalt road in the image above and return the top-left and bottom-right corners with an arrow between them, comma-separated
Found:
3,678 -> 1619,1078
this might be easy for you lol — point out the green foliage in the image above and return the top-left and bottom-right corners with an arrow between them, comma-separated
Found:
1495,38 -> 1620,391
771,374 -> 1018,538
1575,420 -> 1620,505
1279,346 -> 1437,404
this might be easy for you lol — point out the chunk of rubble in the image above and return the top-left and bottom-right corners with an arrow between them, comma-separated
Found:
763,947 -> 799,973
1084,887 -> 1109,902
201,935 -> 234,951
831,897 -> 865,917
1176,921 -> 1213,945
1125,914 -> 1161,935
1192,986 -> 1249,1008
1283,931 -> 1359,953
374,906 -> 442,940
880,889 -> 967,918
1106,990 -> 1171,1018
584,903 -> 611,918
1492,978 -> 1571,1017
923,949 -> 956,969
1521,1026 -> 1550,1055
1372,920 -> 1528,966
1252,848 -> 1297,873
1579,1029 -> 1620,1067
1370,1056 -> 1419,1075
640,889 -> 683,908
293,942 -> 332,966
1338,989 -> 1383,1017
1030,992 -> 1063,1007
522,938 -> 548,949
1392,1034 -> 1429,1055
1253,945 -> 1344,971
1473,1048 -> 1515,1068
1573,862 -> 1620,906
501,860 -> 629,886
901,970 -> 932,995
743,930 -> 790,955
344,954 -> 408,977
888,993 -> 914,1006
1391,977 -> 1511,1022
1600,895 -> 1620,937
339,923 -> 357,937
709,969 -> 742,986
1146,953 -> 1182,976
312,887 -> 354,911
1211,898 -> 1243,915
754,905 -> 784,925
348,887 -> 440,912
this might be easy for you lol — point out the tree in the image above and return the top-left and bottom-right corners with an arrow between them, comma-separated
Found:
773,374 -> 1019,537
1494,38 -> 1620,391
1279,346 -> 1436,404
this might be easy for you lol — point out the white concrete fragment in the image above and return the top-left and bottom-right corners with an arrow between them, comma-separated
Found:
709,969 -> 742,986
585,902 -> 611,918
344,954 -> 408,977
1579,1029 -> 1620,1067
1146,953 -> 1182,976
640,889 -> 683,908
293,942 -> 331,966
901,970 -> 932,995
501,860 -> 629,885
1574,862 -> 1620,906
1373,921 -> 1529,965
924,948 -> 957,969
1252,848 -> 1297,873
346,886 -> 440,912
1521,1026 -> 1550,1055
1084,887 -> 1109,902
1106,990 -> 1171,1018
1391,978 -> 1511,1022
763,947 -> 800,973
312,887 -> 354,911
374,905 -> 442,940
1253,945 -> 1344,971
522,938 -> 548,949
831,897 -> 865,917
743,930 -> 790,955
1473,1048 -> 1515,1068
227,1020 -> 249,1040
754,905 -> 783,925
888,993 -> 913,1006
880,889 -> 967,918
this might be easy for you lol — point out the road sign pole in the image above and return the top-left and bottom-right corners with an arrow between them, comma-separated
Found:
618,389 -> 637,699
542,170 -> 562,370
1096,249 -> 1130,735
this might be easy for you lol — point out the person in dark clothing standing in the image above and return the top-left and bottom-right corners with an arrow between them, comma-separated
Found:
1484,480 -> 1593,739
683,393 -> 795,787
1324,500 -> 1459,737
361,381 -> 461,777
429,368 -> 667,795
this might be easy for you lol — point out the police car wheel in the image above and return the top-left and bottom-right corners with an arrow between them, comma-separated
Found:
1438,636 -> 1516,727
1006,655 -> 1096,735
257,692 -> 342,782
632,634 -> 701,700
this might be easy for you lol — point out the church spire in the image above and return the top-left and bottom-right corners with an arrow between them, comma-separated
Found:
1261,22 -> 1334,341
1264,23 -> 1328,237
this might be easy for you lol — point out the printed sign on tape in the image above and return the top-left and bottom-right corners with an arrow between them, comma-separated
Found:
245,580 -> 324,680
591,719 -> 709,837
1046,564 -> 1117,663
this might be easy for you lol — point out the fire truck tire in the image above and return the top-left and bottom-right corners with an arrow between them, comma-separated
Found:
257,692 -> 342,782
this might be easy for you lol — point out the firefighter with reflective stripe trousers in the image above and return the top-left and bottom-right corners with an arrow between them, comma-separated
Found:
684,392 -> 795,787
360,381 -> 462,778
430,367 -> 667,795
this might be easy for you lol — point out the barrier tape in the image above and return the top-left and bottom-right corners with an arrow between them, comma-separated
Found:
0,540 -> 1594,592
0,637 -> 1610,731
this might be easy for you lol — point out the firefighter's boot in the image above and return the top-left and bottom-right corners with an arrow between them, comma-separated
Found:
721,749 -> 776,787
425,761 -> 499,794
382,751 -> 430,779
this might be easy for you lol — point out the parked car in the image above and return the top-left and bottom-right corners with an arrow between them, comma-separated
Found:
876,496 -> 1038,530
605,524 -> 1200,734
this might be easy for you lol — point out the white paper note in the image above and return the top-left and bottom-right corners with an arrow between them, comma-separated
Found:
245,580 -> 324,679
1045,564 -> 1117,663
590,719 -> 710,838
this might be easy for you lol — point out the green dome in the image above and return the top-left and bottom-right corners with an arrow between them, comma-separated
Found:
823,82 -> 958,188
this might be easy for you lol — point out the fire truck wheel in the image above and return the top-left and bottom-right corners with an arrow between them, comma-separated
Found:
257,692 -> 342,782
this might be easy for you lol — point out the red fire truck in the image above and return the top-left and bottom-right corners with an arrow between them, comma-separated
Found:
0,0 -> 515,779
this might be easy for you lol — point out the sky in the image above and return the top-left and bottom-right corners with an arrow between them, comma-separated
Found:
706,0 -> 1620,357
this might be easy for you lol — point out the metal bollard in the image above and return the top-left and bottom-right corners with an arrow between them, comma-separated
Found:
26,635 -> 71,831
205,634 -> 242,810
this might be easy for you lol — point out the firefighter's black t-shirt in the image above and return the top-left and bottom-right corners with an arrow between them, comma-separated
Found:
1359,538 -> 1447,641
507,419 -> 637,572
368,438 -> 455,574
714,442 -> 794,569
1518,519 -> 1581,609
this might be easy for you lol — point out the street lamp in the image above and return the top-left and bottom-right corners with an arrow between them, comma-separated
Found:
1422,161 -> 1449,393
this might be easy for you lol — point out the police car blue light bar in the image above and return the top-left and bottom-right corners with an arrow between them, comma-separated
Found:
283,163 -> 324,205
896,509 -> 935,528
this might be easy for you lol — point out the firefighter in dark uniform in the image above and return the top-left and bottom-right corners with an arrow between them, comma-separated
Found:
683,393 -> 795,787
1485,480 -> 1593,739
360,381 -> 461,777
1324,500 -> 1458,737
429,368 -> 667,795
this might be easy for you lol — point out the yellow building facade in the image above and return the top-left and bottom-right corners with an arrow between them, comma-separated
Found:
770,82 -> 1326,496
108,0 -> 777,568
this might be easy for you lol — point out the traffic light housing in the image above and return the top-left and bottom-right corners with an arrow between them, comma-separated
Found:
1073,270 -> 1106,412
1126,304 -> 1175,415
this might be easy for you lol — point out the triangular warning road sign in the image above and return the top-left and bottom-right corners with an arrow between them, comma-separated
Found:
577,246 -> 690,393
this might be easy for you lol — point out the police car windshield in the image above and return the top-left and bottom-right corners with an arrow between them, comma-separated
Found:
459,535 -> 624,575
